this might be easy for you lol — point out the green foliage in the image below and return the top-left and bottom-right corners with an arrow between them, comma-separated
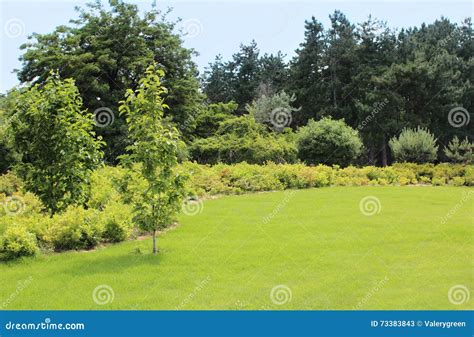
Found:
248,91 -> 299,130
0,161 -> 471,260
0,192 -> 44,218
389,127 -> 438,163
100,201 -> 134,243
9,73 -> 103,214
0,89 -> 24,173
202,15 -> 472,166
0,226 -> 38,260
17,1 -> 202,161
0,172 -> 22,195
296,117 -> 362,166
189,116 -> 297,164
193,102 -> 238,139
49,206 -> 101,251
203,42 -> 289,112
119,64 -> 186,253
181,162 -> 473,195
444,136 -> 473,164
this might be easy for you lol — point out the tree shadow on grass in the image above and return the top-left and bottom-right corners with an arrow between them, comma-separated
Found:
63,250 -> 163,276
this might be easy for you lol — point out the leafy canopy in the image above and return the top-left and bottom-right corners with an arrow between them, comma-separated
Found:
9,72 -> 103,214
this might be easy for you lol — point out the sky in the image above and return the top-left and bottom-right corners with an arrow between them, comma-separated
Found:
0,0 -> 472,93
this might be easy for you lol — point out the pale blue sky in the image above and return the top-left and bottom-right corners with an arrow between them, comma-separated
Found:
0,0 -> 472,93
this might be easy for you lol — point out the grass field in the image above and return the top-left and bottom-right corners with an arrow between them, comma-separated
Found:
0,186 -> 472,310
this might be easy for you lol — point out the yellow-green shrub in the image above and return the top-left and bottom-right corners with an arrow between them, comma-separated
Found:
49,206 -> 102,251
100,202 -> 134,242
0,226 -> 38,260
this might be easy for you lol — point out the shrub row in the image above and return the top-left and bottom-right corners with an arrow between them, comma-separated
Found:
1,162 -> 472,260
0,180 -> 134,260
180,162 -> 474,196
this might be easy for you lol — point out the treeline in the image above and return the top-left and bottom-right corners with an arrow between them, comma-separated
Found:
202,12 -> 473,165
0,2 -> 472,172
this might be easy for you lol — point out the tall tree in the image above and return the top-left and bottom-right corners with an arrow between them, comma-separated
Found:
352,16 -> 398,165
17,0 -> 202,162
287,17 -> 328,126
323,11 -> 358,121
231,41 -> 261,112
257,51 -> 289,97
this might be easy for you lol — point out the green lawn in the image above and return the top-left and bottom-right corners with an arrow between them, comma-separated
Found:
0,186 -> 472,310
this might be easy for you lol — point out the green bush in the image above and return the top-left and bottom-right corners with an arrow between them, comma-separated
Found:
0,192 -> 44,217
100,202 -> 134,242
88,166 -> 125,210
0,172 -> 22,195
49,206 -> 102,251
189,116 -> 298,165
194,102 -> 238,139
444,136 -> 473,164
449,177 -> 465,186
389,127 -> 438,163
296,118 -> 363,166
0,226 -> 38,260
248,91 -> 298,131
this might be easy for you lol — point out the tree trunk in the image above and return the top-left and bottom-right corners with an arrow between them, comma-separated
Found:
381,139 -> 388,167
152,229 -> 157,254
369,146 -> 375,166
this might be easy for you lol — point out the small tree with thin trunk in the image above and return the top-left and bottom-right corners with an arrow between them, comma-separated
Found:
119,64 -> 186,254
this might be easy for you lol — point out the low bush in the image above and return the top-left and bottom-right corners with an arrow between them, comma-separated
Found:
0,172 -> 23,195
296,118 -> 363,166
0,226 -> 38,260
100,201 -> 134,242
49,206 -> 102,251
0,192 -> 44,217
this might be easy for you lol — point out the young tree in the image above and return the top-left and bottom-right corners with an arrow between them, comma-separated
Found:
389,127 -> 438,163
119,64 -> 186,254
247,91 -> 299,131
444,136 -> 473,164
9,72 -> 103,214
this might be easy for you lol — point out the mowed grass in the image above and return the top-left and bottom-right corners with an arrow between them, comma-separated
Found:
0,186 -> 472,310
